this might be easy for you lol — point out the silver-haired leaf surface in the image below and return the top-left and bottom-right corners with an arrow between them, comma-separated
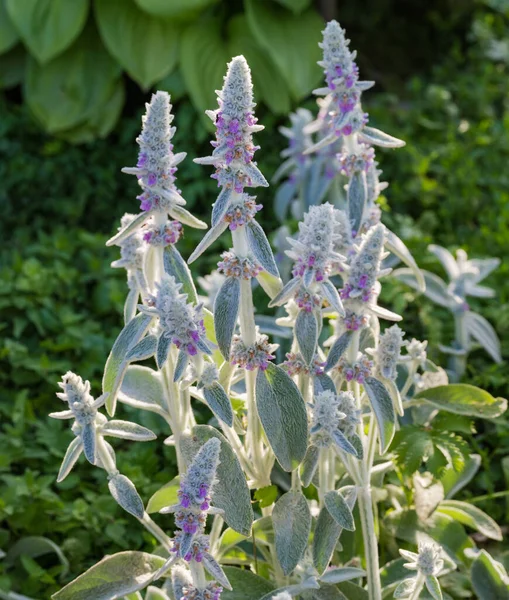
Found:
119,365 -> 165,413
425,575 -> 443,600
81,422 -> 96,464
324,490 -> 355,531
393,268 -> 451,308
103,313 -> 153,415
255,364 -> 308,471
363,377 -> 396,453
145,586 -> 170,600
385,230 -> 425,293
413,384 -> 507,419
320,280 -> 344,316
273,491 -> 311,575
106,211 -> 151,246
57,437 -> 83,482
51,551 -> 166,600
437,500 -> 502,541
156,335 -> 171,370
295,309 -> 318,365
163,245 -> 198,304
173,349 -> 189,382
464,311 -> 502,363
187,220 -> 228,264
108,474 -> 145,518
325,331 -> 352,371
180,425 -> 253,536
246,220 -> 280,277
269,276 -> 301,307
221,566 -> 275,600
318,566 -> 366,584
312,505 -> 341,575
125,335 -> 157,362
313,373 -> 337,395
124,287 -> 139,324
470,549 -> 509,600
214,277 -> 240,360
300,444 -> 320,488
203,382 -> 234,427
358,126 -> 405,148
202,553 -> 232,589
211,186 -> 233,226
348,170 -> 367,235
100,420 -> 156,442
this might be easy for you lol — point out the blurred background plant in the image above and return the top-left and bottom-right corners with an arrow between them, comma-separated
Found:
1,0 -> 508,597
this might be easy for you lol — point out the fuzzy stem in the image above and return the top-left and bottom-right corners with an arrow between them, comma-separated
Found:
189,561 -> 207,590
408,573 -> 425,600
357,486 -> 382,600
96,435 -> 118,475
139,512 -> 173,552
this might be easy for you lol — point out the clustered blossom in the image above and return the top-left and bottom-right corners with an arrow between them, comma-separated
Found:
196,362 -> 220,389
401,542 -> 444,577
343,309 -> 369,331
223,195 -> 262,230
181,582 -> 223,600
143,274 -> 209,356
295,288 -> 322,312
309,390 -> 360,449
230,334 -> 276,371
282,352 -> 325,377
401,338 -> 428,368
172,532 -> 209,563
336,353 -> 373,383
195,56 -> 267,194
142,219 -> 183,246
217,251 -> 261,279
374,325 -> 405,380
54,372 -> 100,427
286,203 -> 344,284
338,144 -> 375,177
341,224 -> 386,302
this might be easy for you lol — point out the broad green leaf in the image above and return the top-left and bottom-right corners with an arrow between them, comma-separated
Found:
441,453 -> 480,498
108,474 -> 145,518
254,485 -> 279,509
255,364 -> 308,471
273,0 -> 311,13
103,313 -> 153,415
0,44 -> 25,89
5,536 -> 69,576
119,365 -> 165,413
180,19 -> 229,117
51,552 -> 166,600
413,384 -> 507,419
228,14 -> 291,114
6,0 -> 88,63
25,25 -> 122,134
273,491 -> 311,575
134,0 -> 217,19
245,0 -> 322,100
145,587 -> 170,600
471,550 -> 509,600
163,245 -> 197,304
95,0 -> 179,90
146,476 -> 180,514
363,377 -> 396,453
0,0 -> 18,54
336,582 -> 369,599
181,425 -> 254,536
437,500 -> 502,540
221,567 -> 275,600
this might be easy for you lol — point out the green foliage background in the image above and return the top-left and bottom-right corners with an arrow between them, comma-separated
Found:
1,0 -> 509,597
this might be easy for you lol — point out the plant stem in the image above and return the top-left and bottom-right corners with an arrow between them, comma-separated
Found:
452,311 -> 467,381
357,486 -> 382,600
408,573 -> 425,600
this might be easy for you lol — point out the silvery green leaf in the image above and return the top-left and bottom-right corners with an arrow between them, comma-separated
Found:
119,366 -> 165,413
103,313 -> 153,415
428,244 -> 459,281
274,181 -> 296,222
437,500 -> 502,541
300,444 -> 320,487
5,536 -> 70,579
57,437 -> 83,482
156,335 -> 171,370
145,586 -> 171,600
242,162 -> 268,187
273,491 -> 311,575
173,349 -> 189,382
464,311 -> 502,363
180,426 -> 253,535
51,551 -> 166,600
255,364 -> 308,472
348,170 -> 367,234
320,280 -> 345,316
363,377 -> 395,453
125,335 -> 157,362
163,245 -> 198,303
106,212 -> 151,246
413,384 -> 507,418
94,440 -> 116,472
393,577 -> 417,598
49,410 -> 74,419
303,267 -> 314,288
269,277 -> 300,307
318,567 -> 366,584
211,186 -> 233,226
214,277 -> 240,360
124,287 -> 139,324
203,382 -> 234,427
386,229 -> 425,293
304,132 -> 337,154
442,454 -> 480,499
100,420 -> 156,442
393,268 -> 452,308
425,575 -> 443,600
295,309 -> 318,365
358,126 -> 405,148
470,549 -> 509,600
178,532 -> 194,559
313,505 -> 341,574
469,257 -> 500,284
202,552 -> 232,590
465,284 -> 496,298
331,429 -> 359,457
190,223 -> 229,266
385,376 -> 404,416
349,433 -> 364,460
81,422 -> 96,464
369,304 -> 402,321
108,473 -> 144,519
257,271 -> 284,300
246,220 -> 280,277
325,331 -> 353,371
168,205 -> 207,229
313,374 -> 336,395
324,490 -> 355,531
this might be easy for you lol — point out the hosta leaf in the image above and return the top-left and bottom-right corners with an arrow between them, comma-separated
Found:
95,0 -> 179,89
363,377 -> 395,453
203,382 -> 234,427
214,277 -> 240,360
146,476 -> 180,514
6,0 -> 88,63
108,473 -> 144,518
0,44 -> 25,90
470,550 -> 509,600
221,566 -> 275,600
163,245 -> 197,304
245,0 -> 322,100
295,309 -> 318,365
0,0 -> 18,54
413,384 -> 507,419
134,0 -> 217,19
181,426 -> 253,536
255,364 -> 308,471
273,491 -> 311,575
51,552 -> 166,600
119,365 -> 165,413
437,500 -> 502,540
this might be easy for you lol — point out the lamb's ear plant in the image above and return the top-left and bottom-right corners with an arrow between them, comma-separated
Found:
49,20 -> 507,600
